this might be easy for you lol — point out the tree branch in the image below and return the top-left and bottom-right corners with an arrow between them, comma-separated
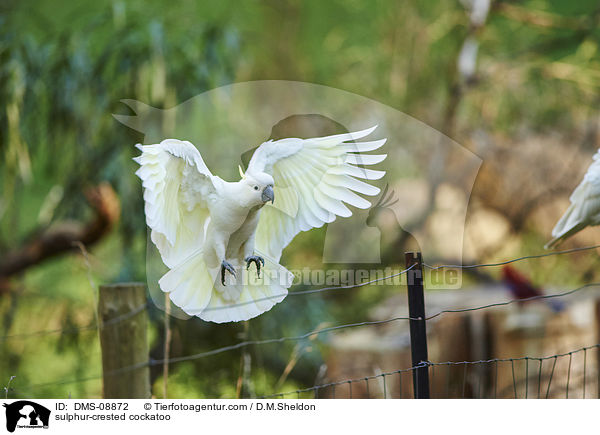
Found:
0,183 -> 120,281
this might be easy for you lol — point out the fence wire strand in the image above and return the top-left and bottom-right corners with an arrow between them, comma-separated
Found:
425,282 -> 600,320
424,244 -> 600,270
0,302 -> 149,342
201,264 -> 417,313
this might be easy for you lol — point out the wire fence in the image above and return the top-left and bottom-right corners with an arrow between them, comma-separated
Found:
4,244 -> 600,398
260,344 -> 600,399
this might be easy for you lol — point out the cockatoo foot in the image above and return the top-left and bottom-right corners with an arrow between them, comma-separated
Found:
221,260 -> 236,285
245,255 -> 265,278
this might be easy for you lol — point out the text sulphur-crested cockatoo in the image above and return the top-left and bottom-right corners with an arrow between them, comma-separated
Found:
546,149 -> 600,249
134,126 -> 387,322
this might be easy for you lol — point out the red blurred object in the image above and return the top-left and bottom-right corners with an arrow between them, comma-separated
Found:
501,265 -> 563,312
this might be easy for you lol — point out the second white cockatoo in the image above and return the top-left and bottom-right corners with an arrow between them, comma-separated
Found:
546,149 -> 600,249
134,126 -> 387,322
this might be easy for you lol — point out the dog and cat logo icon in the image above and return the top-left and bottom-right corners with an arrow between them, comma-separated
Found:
2,401 -> 50,432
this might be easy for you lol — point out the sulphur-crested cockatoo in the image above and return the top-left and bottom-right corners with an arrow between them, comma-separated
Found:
546,149 -> 600,249
134,126 -> 386,322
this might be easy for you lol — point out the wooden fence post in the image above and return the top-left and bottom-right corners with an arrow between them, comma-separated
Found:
98,283 -> 150,398
405,252 -> 430,399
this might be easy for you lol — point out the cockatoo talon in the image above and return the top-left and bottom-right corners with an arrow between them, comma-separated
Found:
245,255 -> 264,278
221,260 -> 236,286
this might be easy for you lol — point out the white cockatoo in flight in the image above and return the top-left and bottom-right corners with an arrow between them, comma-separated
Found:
546,149 -> 600,249
134,126 -> 387,322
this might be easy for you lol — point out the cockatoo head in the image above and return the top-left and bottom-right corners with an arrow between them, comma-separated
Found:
239,166 -> 274,207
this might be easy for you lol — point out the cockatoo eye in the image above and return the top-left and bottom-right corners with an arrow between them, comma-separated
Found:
254,186 -> 259,190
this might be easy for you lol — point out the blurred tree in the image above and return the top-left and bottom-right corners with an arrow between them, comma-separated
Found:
0,0 -> 243,398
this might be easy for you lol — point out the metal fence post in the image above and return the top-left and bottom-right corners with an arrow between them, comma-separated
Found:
405,252 -> 430,399
98,283 -> 150,398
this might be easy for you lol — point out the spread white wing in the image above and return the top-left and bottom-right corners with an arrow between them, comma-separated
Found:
247,125 -> 387,261
134,139 -> 215,268
546,149 -> 600,248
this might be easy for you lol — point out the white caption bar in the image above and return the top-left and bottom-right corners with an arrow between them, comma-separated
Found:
0,399 -> 592,434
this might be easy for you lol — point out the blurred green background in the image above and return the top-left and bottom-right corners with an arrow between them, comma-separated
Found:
2,0 -> 600,398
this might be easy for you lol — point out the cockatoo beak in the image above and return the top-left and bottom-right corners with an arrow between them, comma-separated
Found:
262,185 -> 274,204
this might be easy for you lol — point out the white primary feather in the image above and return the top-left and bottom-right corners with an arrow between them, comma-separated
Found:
546,149 -> 600,248
134,139 -> 214,268
248,125 -> 387,261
